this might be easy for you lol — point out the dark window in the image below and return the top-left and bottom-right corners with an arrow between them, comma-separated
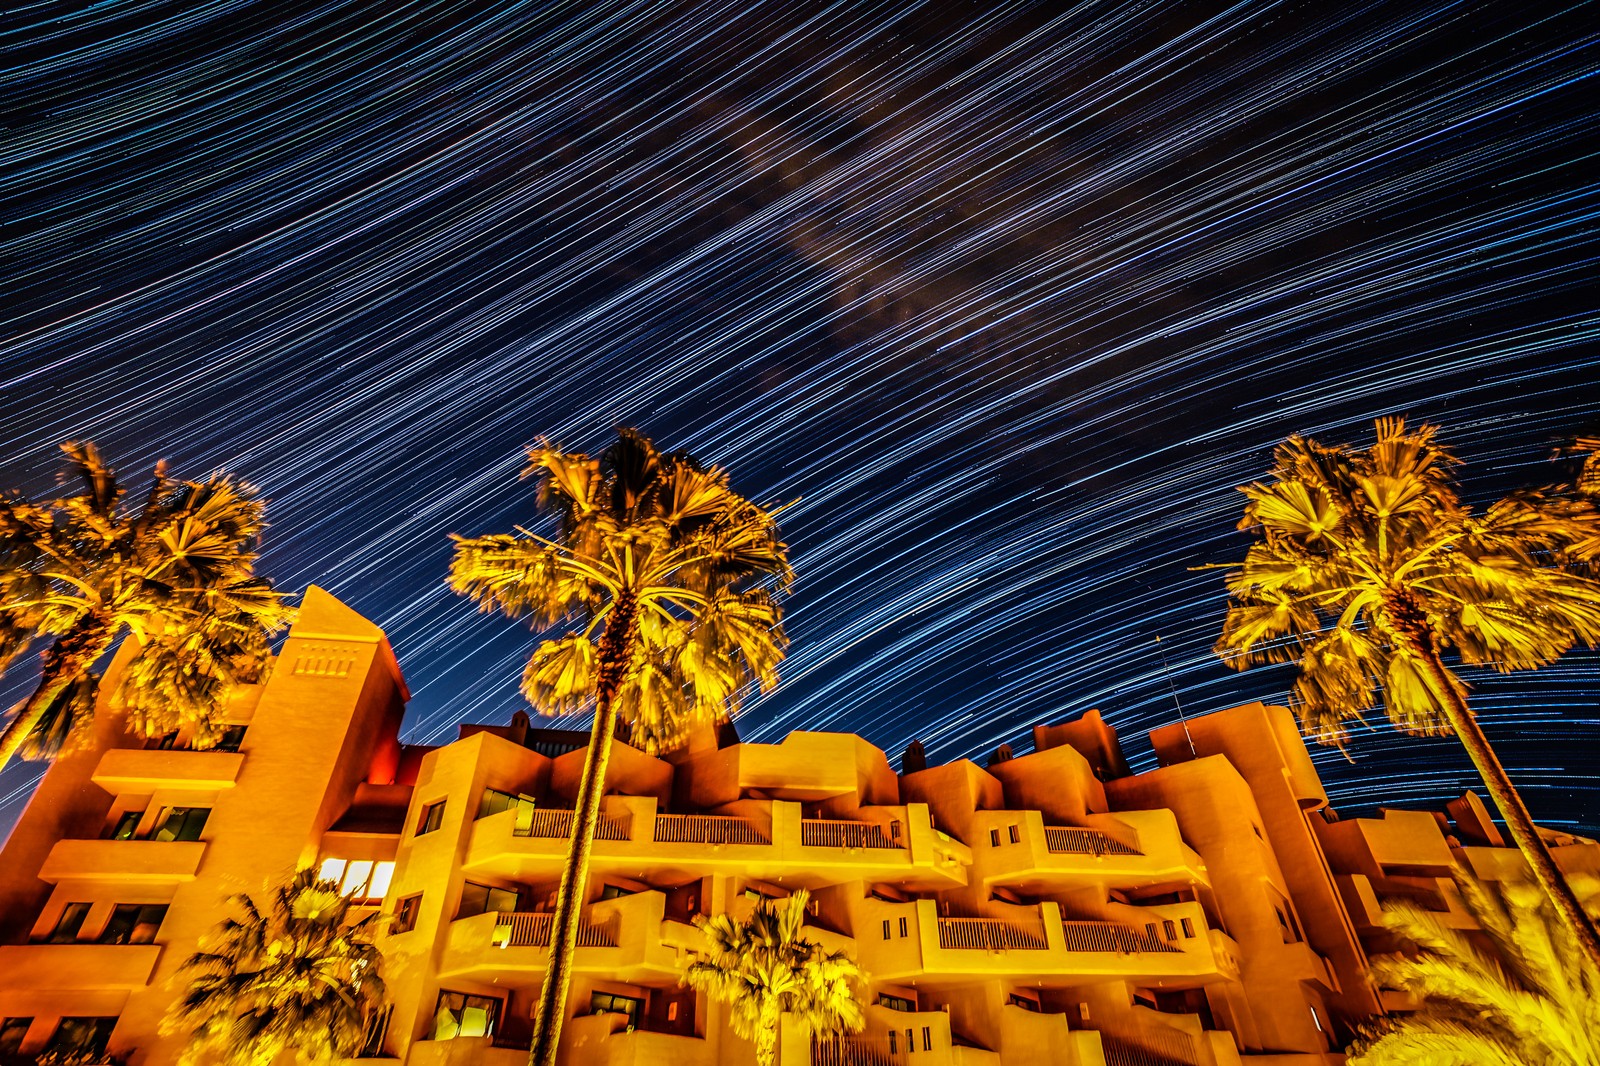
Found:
477,788 -> 521,820
898,917 -> 909,938
0,1017 -> 31,1055
882,919 -> 891,939
151,807 -> 209,842
457,881 -> 518,919
393,895 -> 422,934
1008,824 -> 1020,844
1008,993 -> 1040,1012
47,903 -> 91,943
888,1031 -> 898,1054
109,811 -> 141,840
154,732 -> 179,751
988,829 -> 1000,847
1180,917 -> 1195,938
589,992 -> 642,1030
99,904 -> 168,945
1162,920 -> 1178,941
599,884 -> 633,901
431,991 -> 499,1040
361,1006 -> 393,1057
890,820 -> 902,841
923,1027 -> 933,1050
878,994 -> 915,1012
46,1017 -> 116,1059
1145,922 -> 1159,942
417,801 -> 446,836
213,725 -> 248,753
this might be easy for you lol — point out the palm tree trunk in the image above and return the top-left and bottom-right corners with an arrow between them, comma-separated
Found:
1411,638 -> 1600,967
0,625 -> 113,773
529,591 -> 640,1066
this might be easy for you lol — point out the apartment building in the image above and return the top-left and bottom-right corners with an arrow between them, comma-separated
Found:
1,588 -> 1595,1066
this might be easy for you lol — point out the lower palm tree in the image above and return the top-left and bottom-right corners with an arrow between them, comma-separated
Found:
162,868 -> 387,1066
1348,875 -> 1600,1065
684,889 -> 866,1066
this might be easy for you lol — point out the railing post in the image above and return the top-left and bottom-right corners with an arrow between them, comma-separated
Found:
1040,901 -> 1066,953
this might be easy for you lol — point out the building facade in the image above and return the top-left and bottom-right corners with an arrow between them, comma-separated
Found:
1,589 -> 1595,1066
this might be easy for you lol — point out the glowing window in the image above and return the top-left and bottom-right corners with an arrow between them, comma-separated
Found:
317,859 -> 396,903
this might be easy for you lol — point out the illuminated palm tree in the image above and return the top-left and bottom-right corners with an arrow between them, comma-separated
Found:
1348,875 -> 1600,1065
447,428 -> 790,1066
1214,418 -> 1600,964
684,890 -> 865,1066
163,868 -> 387,1066
0,443 -> 293,771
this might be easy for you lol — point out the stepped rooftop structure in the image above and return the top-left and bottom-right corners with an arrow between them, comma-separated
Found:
1,588 -> 1595,1065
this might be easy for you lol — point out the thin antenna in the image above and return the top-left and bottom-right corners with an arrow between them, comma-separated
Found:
1155,635 -> 1196,757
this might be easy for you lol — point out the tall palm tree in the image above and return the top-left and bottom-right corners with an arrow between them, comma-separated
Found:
684,889 -> 866,1066
1348,875 -> 1600,1065
447,428 -> 790,1066
1214,418 -> 1600,965
163,867 -> 388,1066
0,443 -> 293,770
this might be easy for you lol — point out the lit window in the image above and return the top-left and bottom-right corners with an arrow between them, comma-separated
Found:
316,859 -> 396,903
432,991 -> 500,1040
458,881 -> 519,919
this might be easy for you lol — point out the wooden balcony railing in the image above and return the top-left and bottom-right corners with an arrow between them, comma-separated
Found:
1099,1026 -> 1197,1066
935,916 -> 1048,950
653,814 -> 769,845
512,808 -> 629,841
1060,921 -> 1182,954
801,819 -> 902,849
1043,826 -> 1141,856
492,912 -> 616,948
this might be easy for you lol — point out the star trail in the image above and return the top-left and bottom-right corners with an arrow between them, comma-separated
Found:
3,0 -> 1598,835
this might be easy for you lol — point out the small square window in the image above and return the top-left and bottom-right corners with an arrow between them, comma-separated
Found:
393,894 -> 422,934
417,801 -> 446,836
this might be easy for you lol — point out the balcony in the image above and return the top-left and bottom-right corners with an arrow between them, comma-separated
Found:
654,812 -> 770,846
563,1014 -> 707,1066
0,943 -> 161,989
38,839 -> 204,883
464,802 -> 636,880
438,890 -> 684,981
801,818 -> 902,850
862,900 -> 1226,986
91,748 -> 243,793
405,1038 -> 529,1066
975,811 -> 1207,894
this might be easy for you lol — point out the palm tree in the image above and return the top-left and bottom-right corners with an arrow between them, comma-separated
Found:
0,443 -> 293,770
163,867 -> 387,1066
684,889 -> 866,1066
1214,418 -> 1600,965
447,428 -> 790,1066
1347,875 -> 1600,1065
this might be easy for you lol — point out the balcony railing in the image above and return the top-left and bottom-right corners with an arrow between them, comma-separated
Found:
1060,921 -> 1181,954
811,1036 -> 899,1066
1099,1027 -> 1196,1066
801,819 -> 902,849
1043,827 -> 1141,856
936,917 -> 1048,951
492,912 -> 616,948
512,808 -> 629,841
653,813 -> 769,845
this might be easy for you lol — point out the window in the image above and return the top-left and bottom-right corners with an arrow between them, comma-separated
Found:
0,1017 -> 31,1055
923,1027 -> 933,1051
878,994 -> 915,1012
317,859 -> 395,903
1162,920 -> 1178,941
46,903 -> 91,943
393,895 -> 422,934
898,916 -> 909,938
589,991 -> 642,1030
99,904 -> 168,945
1180,917 -> 1195,938
890,820 -> 902,841
457,881 -> 518,919
882,919 -> 891,939
46,1017 -> 116,1059
599,884 -> 634,901
360,1006 -> 392,1058
477,788 -> 534,820
431,991 -> 500,1040
214,725 -> 248,753
108,810 -> 142,840
1008,993 -> 1040,1012
151,807 -> 210,842
888,1030 -> 898,1054
989,829 -> 1000,847
417,801 -> 446,836
1008,824 -> 1020,844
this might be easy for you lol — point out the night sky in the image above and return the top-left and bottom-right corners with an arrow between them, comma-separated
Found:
3,0 -> 1598,837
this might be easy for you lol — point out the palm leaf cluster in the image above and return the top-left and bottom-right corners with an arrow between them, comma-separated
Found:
163,868 -> 387,1066
0,443 -> 292,764
1216,417 -> 1600,745
685,890 -> 866,1066
1349,876 -> 1600,1066
448,428 -> 790,751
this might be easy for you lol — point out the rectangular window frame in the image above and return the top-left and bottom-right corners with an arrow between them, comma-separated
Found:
416,801 -> 446,836
98,904 -> 168,945
393,894 -> 422,934
431,990 -> 500,1041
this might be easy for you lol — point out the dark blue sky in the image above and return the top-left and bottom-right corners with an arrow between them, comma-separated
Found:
3,0 -> 1598,835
